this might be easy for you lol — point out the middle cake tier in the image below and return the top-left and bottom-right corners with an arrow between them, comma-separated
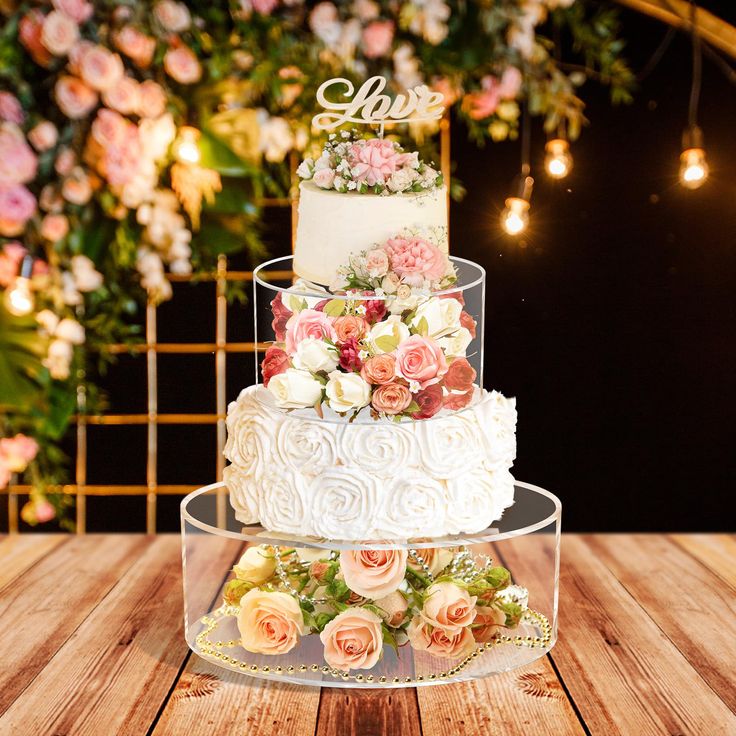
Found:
224,385 -> 517,541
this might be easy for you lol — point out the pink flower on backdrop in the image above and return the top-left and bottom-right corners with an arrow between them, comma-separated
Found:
41,11 -> 80,57
0,93 -> 24,125
33,499 -> 57,523
348,138 -> 401,187
91,108 -> 128,148
395,334 -> 447,388
154,0 -> 192,33
54,147 -> 76,176
137,80 -> 167,118
270,293 -> 292,341
431,76 -> 461,106
164,46 -> 202,85
0,185 -> 37,237
77,45 -> 124,92
284,309 -> 337,354
371,382 -> 412,414
0,124 -> 37,186
103,76 -> 140,115
383,236 -> 446,286
102,126 -> 142,186
0,434 -> 39,473
52,0 -> 94,24
252,0 -> 279,14
20,11 -> 53,67
0,242 -> 27,287
334,314 -> 367,343
465,67 -> 522,120
411,383 -> 443,419
40,214 -> 69,242
261,345 -> 290,387
338,337 -> 363,371
55,76 -> 99,119
113,26 -> 156,69
28,121 -> 58,152
362,20 -> 394,59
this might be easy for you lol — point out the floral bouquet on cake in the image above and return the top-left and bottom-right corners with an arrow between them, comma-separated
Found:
262,230 -> 479,421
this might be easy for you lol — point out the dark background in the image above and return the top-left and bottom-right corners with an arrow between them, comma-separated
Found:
44,4 -> 736,533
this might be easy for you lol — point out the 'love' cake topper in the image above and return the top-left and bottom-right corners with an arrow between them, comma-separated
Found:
312,77 -> 445,133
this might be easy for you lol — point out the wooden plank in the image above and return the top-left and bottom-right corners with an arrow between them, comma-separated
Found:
0,534 -> 68,591
502,534 -> 736,736
0,534 -> 151,716
318,688 -> 421,736
669,533 -> 736,589
586,533 -> 736,712
0,534 -> 239,736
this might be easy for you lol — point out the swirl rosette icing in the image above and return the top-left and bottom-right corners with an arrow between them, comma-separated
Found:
275,416 -> 340,473
374,471 -> 447,538
257,468 -> 310,535
223,464 -> 259,525
338,424 -> 416,474
416,413 -> 485,479
445,468 -> 503,534
309,468 -> 378,540
474,391 -> 517,468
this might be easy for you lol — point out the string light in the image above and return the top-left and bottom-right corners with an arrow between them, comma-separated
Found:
3,255 -> 34,316
501,102 -> 533,237
173,126 -> 201,165
544,138 -> 573,179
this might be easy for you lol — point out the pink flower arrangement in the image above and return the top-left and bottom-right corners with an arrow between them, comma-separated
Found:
464,67 -> 522,120
348,138 -> 401,186
384,235 -> 447,286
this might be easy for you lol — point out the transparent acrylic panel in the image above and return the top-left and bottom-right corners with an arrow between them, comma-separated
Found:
181,481 -> 560,688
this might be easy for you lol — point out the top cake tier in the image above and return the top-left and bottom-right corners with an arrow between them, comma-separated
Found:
294,133 -> 447,286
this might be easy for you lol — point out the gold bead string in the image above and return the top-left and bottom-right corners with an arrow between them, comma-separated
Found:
193,607 -> 552,685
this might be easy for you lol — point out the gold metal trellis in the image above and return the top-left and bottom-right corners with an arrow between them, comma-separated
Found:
3,118 -> 451,534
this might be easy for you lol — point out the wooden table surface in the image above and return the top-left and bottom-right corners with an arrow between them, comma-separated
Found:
0,533 -> 734,736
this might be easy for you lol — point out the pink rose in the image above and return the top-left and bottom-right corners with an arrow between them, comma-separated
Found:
464,68 -> 521,121
55,76 -> 98,119
237,589 -> 305,655
0,185 -> 36,237
55,147 -> 76,176
41,11 -> 79,57
407,616 -> 476,659
154,0 -> 192,32
270,292 -> 292,342
362,20 -> 394,59
0,434 -> 39,473
371,382 -> 412,415
338,337 -> 363,372
395,335 -> 447,389
62,166 -> 93,204
78,45 -> 124,92
164,46 -> 202,85
28,121 -> 58,152
339,547 -> 407,599
40,214 -> 69,242
91,108 -> 127,148
284,308 -> 336,354
499,66 -> 523,99
360,353 -> 396,385
412,383 -> 443,419
320,607 -> 383,672
365,249 -> 389,278
0,93 -> 24,125
334,314 -> 367,343
443,389 -> 473,411
137,80 -> 167,118
312,167 -> 335,189
384,236 -> 446,286
261,345 -> 290,387
348,138 -> 401,187
101,130 -> 141,186
113,26 -> 156,68
102,76 -> 140,115
421,581 -> 477,634
443,357 -> 476,391
0,242 -> 27,287
253,0 -> 279,14
473,605 -> 505,643
0,123 -> 38,185
34,499 -> 57,523
52,0 -> 93,23
20,11 -> 53,67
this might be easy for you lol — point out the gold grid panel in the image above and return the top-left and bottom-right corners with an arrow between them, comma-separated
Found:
4,119 -> 451,533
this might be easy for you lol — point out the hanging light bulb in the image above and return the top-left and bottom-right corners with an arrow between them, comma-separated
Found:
501,176 -> 534,236
679,127 -> 708,189
173,126 -> 201,165
544,138 -> 573,179
3,255 -> 34,316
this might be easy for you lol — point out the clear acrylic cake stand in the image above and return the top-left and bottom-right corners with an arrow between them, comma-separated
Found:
181,481 -> 560,689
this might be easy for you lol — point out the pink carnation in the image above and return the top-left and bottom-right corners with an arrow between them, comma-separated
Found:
0,185 -> 36,237
0,93 -> 24,125
348,138 -> 401,187
284,309 -> 337,355
384,235 -> 447,286
0,123 -> 37,186
395,334 -> 448,389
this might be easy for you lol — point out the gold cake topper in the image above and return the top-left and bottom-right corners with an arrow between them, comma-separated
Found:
312,77 -> 445,134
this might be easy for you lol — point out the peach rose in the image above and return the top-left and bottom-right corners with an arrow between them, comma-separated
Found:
407,616 -> 476,659
0,434 -> 39,473
472,605 -> 505,643
52,0 -> 93,23
20,10 -> 52,67
78,45 -> 124,92
0,123 -> 37,185
362,20 -> 394,59
237,589 -> 305,655
113,26 -> 156,68
28,121 -> 58,152
320,607 -> 383,671
154,0 -> 191,32
371,382 -> 412,415
62,166 -> 93,205
408,546 -> 454,577
421,581 -> 477,634
40,214 -> 69,242
41,11 -> 79,57
137,80 -> 167,119
365,248 -> 389,278
55,147 -> 76,176
284,308 -> 337,355
55,76 -> 98,119
395,335 -> 447,389
334,314 -> 367,343
164,46 -> 202,85
360,354 -> 396,385
102,76 -> 140,115
339,547 -> 407,600
375,590 -> 408,627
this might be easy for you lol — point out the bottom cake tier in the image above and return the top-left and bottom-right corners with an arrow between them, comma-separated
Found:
181,481 -> 560,688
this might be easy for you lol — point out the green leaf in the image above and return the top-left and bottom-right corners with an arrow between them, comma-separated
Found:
374,334 -> 399,353
322,299 -> 345,317
42,385 -> 77,440
199,128 -> 258,177
415,316 -> 429,336
288,295 -> 308,313
314,612 -> 337,632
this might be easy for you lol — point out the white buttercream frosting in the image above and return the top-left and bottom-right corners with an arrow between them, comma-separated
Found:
224,385 -> 517,540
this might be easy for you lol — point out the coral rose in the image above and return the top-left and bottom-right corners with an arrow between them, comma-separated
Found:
261,345 -> 290,387
443,390 -> 473,411
137,80 -> 167,118
0,123 -> 37,185
472,605 -> 506,643
284,308 -> 336,355
349,138 -> 401,187
113,26 -> 156,68
371,382 -> 412,415
20,11 -> 52,66
407,616 -> 476,659
41,11 -> 79,57
339,547 -> 407,599
40,214 -> 69,242
103,76 -> 140,115
28,121 -> 58,152
411,383 -> 443,419
52,0 -> 94,23
360,354 -> 396,385
320,607 -> 383,672
460,310 -> 477,338
238,589 -> 305,655
55,76 -> 98,119
444,357 -> 477,392
384,236 -> 447,287
78,46 -> 124,92
334,314 -> 367,342
270,292 -> 292,342
395,335 -> 447,389
421,581 -> 477,634
164,46 -> 202,85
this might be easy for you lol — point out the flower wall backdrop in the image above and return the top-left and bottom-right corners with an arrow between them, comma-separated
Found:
0,0 -> 631,525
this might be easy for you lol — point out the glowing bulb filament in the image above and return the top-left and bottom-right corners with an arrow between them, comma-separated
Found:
4,276 -> 34,316
544,139 -> 573,180
501,197 -> 530,236
174,126 -> 201,165
679,147 -> 708,189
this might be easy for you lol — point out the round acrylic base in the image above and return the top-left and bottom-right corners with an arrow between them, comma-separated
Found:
181,482 -> 560,689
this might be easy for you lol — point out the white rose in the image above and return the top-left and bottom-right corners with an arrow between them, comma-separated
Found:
296,157 -> 313,179
139,113 -> 176,162
339,424 -> 415,474
275,414 -> 340,473
309,468 -> 378,539
387,287 -> 420,315
411,296 -> 461,339
36,309 -> 59,335
366,315 -> 410,354
44,338 -> 73,380
71,254 -> 103,292
437,326 -> 472,358
473,391 -> 517,467
223,464 -> 260,525
313,151 -> 334,171
387,167 -> 418,193
325,371 -> 371,413
267,368 -> 323,409
257,467 -> 311,535
417,414 -> 484,479
292,337 -> 338,374
374,471 -> 447,538
234,545 -> 277,585
55,318 -> 85,345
